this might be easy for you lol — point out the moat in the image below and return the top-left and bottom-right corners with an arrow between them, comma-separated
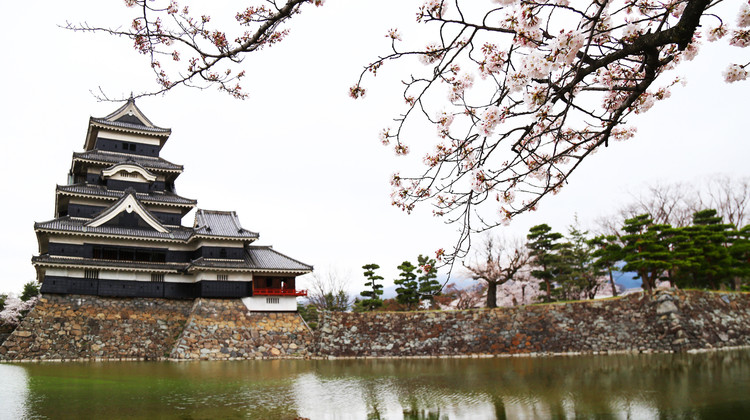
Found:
2,349 -> 749,419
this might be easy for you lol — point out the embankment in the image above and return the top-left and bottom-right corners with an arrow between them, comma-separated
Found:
1,290 -> 748,361
315,290 -> 750,357
0,294 -> 192,360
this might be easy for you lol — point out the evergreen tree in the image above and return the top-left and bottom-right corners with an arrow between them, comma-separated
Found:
659,223 -> 697,288
728,225 -> 750,291
621,214 -> 671,293
553,225 -> 603,300
678,209 -> 734,289
589,235 -> 623,297
527,224 -> 563,302
360,263 -> 384,311
297,303 -> 319,329
20,281 -> 40,302
394,260 -> 420,310
416,255 -> 441,306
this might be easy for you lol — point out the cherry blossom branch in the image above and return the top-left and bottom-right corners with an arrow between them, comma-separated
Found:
65,0 -> 325,100
353,0 -> 748,267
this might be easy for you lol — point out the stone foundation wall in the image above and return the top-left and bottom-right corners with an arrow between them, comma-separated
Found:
0,295 -> 192,361
169,299 -> 313,359
1,290 -> 747,361
315,290 -> 750,357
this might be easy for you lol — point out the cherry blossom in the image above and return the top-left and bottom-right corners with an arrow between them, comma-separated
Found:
0,295 -> 37,327
67,0 -> 326,99
724,63 -> 749,82
351,0 -> 748,265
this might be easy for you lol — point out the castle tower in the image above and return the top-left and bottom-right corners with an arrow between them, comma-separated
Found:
32,99 -> 311,311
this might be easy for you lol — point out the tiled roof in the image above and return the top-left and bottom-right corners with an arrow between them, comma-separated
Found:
32,255 -> 188,272
85,189 -> 169,233
57,184 -> 197,207
73,150 -> 183,172
188,247 -> 312,273
90,118 -> 171,134
193,209 -> 259,239
34,216 -> 194,241
244,246 -> 313,272
91,98 -> 171,135
189,257 -> 249,270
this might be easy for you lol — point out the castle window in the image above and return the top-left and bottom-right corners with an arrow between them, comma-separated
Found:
84,269 -> 99,279
217,274 -> 228,281
151,273 -> 164,282
266,297 -> 279,304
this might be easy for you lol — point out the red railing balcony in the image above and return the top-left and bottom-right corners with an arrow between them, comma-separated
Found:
254,288 -> 308,297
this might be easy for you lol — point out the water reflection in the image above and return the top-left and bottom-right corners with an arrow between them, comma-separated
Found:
1,349 -> 748,419
0,364 -> 30,419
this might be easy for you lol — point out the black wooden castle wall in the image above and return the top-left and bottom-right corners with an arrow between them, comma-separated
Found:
40,276 -> 252,299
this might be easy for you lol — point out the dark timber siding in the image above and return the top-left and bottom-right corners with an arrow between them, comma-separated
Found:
66,204 -> 106,218
40,276 -> 252,299
94,137 -> 161,157
106,179 -> 150,193
193,246 -> 245,259
46,244 -> 245,263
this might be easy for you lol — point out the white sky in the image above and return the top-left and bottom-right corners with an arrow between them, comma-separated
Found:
0,0 -> 747,295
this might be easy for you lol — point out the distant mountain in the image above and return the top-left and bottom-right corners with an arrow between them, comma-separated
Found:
370,271 -> 641,300
613,270 -> 642,289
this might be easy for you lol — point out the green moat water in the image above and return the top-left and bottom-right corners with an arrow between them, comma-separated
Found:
2,349 -> 749,419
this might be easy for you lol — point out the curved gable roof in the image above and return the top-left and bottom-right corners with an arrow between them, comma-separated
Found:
86,189 -> 169,233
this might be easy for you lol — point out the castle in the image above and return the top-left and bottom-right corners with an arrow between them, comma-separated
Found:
31,99 -> 312,311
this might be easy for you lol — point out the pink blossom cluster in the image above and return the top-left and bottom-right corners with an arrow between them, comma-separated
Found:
386,28 -> 402,41
479,106 -> 504,136
419,43 -> 445,65
446,71 -> 474,102
724,64 -> 749,83
435,110 -> 454,138
418,0 -> 448,22
0,296 -> 37,327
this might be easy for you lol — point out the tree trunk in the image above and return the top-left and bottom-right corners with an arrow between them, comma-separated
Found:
640,271 -> 652,294
609,270 -> 618,297
486,281 -> 497,308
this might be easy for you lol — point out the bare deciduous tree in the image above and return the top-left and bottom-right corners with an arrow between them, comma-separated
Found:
698,175 -> 750,228
303,268 -> 352,312
623,181 -> 697,227
463,235 -> 530,308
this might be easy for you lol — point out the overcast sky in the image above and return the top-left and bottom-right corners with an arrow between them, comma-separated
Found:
0,1 -> 747,295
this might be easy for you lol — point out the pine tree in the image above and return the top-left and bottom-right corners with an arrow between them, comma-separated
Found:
20,281 -> 40,302
553,225 -> 603,300
360,263 -> 384,311
728,225 -> 750,291
680,209 -> 734,289
527,224 -> 563,302
621,214 -> 671,293
416,255 -> 441,306
589,235 -> 623,297
394,260 -> 420,310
